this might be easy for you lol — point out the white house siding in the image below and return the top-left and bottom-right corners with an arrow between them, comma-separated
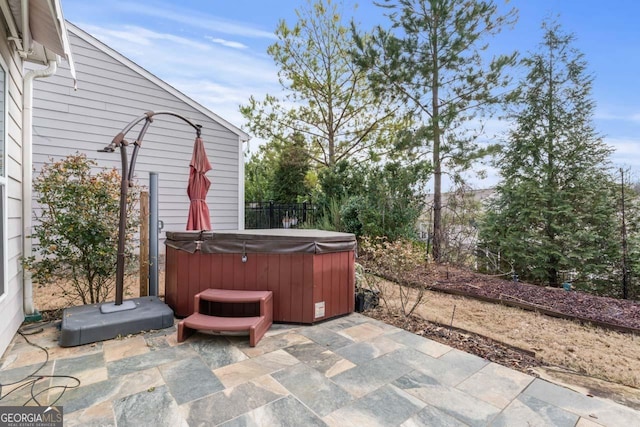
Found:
0,20 -> 25,357
31,23 -> 246,248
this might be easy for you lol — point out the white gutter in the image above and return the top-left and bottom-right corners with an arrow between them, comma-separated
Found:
52,0 -> 77,89
23,60 -> 57,315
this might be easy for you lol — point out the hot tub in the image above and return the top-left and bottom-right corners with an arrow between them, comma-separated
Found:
164,229 -> 356,323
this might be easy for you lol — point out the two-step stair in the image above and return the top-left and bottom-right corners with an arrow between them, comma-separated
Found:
177,289 -> 273,347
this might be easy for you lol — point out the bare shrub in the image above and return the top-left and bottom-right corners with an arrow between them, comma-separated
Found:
359,237 -> 428,321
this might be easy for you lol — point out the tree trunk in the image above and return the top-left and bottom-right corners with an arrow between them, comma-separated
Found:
433,153 -> 442,261
544,35 -> 557,287
431,17 -> 442,262
547,257 -> 559,287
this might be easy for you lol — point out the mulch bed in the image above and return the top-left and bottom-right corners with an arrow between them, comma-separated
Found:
432,268 -> 640,330
363,262 -> 640,332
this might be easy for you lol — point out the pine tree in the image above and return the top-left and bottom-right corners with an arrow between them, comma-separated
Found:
353,0 -> 517,261
480,21 -> 619,288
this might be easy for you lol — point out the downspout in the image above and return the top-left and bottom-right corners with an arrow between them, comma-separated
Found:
21,0 -> 31,57
239,137 -> 247,229
23,60 -> 58,316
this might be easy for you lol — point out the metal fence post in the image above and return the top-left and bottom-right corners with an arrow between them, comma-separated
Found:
269,201 -> 274,228
302,202 -> 307,223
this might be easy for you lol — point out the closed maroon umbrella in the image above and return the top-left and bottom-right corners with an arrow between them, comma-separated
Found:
186,136 -> 212,230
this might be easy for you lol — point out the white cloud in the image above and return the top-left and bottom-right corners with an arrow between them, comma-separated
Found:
595,109 -> 640,123
605,137 -> 640,170
607,137 -> 639,154
169,79 -> 257,128
79,22 -> 280,115
113,1 -> 277,40
83,25 -> 211,50
205,37 -> 248,49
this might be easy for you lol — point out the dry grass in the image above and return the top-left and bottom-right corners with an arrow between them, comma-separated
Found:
34,271 -> 167,310
375,279 -> 640,389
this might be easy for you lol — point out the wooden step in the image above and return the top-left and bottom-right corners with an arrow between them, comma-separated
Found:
181,313 -> 264,332
196,289 -> 272,304
177,289 -> 273,346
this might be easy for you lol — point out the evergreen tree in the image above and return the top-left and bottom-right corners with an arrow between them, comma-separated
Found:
271,133 -> 311,203
353,0 -> 517,261
480,21 -> 619,288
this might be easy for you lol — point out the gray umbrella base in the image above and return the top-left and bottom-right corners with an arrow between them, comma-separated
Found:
59,296 -> 174,347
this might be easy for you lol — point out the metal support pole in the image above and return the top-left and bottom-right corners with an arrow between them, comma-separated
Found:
139,191 -> 149,297
149,172 -> 159,297
114,143 -> 129,306
98,111 -> 202,310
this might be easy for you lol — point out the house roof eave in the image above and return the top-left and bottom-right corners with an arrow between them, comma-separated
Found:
3,0 -> 76,86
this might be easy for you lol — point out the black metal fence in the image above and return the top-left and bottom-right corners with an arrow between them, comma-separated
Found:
245,201 -> 318,229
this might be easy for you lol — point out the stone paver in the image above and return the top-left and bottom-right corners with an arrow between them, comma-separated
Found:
490,393 -> 579,427
299,324 -> 355,349
273,363 -> 353,416
393,370 -> 502,427
338,322 -> 387,342
179,376 -> 288,426
113,385 -> 187,427
401,405 -> 470,427
386,329 -> 452,358
56,367 -> 164,413
102,336 -> 149,362
0,361 -> 55,406
456,362 -> 534,409
213,349 -> 298,388
158,356 -> 225,404
522,379 -> 640,426
106,345 -> 195,377
187,334 -> 249,369
331,350 -> 415,398
1,313 -> 638,427
334,335 -> 405,365
324,384 -> 425,427
219,395 -> 326,427
62,401 -> 116,427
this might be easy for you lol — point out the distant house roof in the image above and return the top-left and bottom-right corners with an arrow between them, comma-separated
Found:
425,187 -> 496,207
66,21 -> 250,141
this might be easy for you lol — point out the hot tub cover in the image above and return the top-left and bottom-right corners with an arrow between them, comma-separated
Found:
165,229 -> 356,254
164,230 -> 204,253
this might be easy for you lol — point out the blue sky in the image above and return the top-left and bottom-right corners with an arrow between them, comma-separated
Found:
60,0 -> 640,188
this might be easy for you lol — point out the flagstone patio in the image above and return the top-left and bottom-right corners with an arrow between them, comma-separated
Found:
0,313 -> 638,426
